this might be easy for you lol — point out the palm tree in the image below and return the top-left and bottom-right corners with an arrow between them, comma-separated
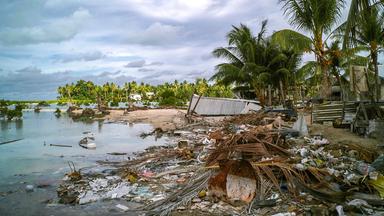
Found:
211,21 -> 272,105
342,5 -> 384,101
273,0 -> 346,98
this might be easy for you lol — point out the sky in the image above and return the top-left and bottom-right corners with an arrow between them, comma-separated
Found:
0,0 -> 382,100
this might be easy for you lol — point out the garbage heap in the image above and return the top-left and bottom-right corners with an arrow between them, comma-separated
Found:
58,111 -> 384,215
144,111 -> 384,215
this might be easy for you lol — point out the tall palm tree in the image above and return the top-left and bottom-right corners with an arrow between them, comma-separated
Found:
272,0 -> 346,98
342,5 -> 384,101
211,21 -> 273,105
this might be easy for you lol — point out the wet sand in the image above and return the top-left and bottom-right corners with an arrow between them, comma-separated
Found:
104,109 -> 188,131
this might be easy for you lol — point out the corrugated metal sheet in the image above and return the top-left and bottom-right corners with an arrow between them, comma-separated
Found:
188,94 -> 261,116
312,102 -> 357,123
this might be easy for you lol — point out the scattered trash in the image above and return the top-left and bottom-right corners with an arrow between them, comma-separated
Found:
55,110 -> 384,215
49,144 -> 72,148
25,185 -> 34,192
79,136 -> 96,149
292,113 -> 308,136
116,204 -> 129,211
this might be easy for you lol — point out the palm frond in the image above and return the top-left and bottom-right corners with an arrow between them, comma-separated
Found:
272,29 -> 312,53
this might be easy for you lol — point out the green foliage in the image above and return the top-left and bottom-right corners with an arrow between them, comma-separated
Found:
0,99 -> 8,107
57,79 -> 233,107
37,101 -> 50,107
57,101 -> 67,106
0,107 -> 8,117
211,21 -> 304,105
110,101 -> 119,107
6,109 -> 23,120
34,107 -> 41,113
158,89 -> 178,106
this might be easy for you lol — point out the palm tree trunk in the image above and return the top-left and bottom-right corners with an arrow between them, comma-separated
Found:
372,51 -> 380,102
320,63 -> 332,99
279,80 -> 286,106
255,87 -> 265,107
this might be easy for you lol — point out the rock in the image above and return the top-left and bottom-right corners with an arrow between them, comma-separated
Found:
25,185 -> 34,192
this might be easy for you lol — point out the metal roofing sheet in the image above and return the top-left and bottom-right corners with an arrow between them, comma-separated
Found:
188,95 -> 261,116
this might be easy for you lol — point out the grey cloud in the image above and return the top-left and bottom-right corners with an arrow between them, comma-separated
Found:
124,22 -> 185,46
125,60 -> 146,68
125,60 -> 164,68
16,66 -> 42,74
0,8 -> 91,45
0,67 -> 133,100
138,68 -> 154,72
53,51 -> 106,63
147,61 -> 163,66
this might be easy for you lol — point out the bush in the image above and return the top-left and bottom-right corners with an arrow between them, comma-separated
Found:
0,107 -> 8,117
158,89 -> 178,106
15,104 -> 25,111
37,101 -> 50,107
6,109 -> 22,120
57,101 -> 67,106
55,108 -> 61,117
110,101 -> 119,107
0,99 -> 8,107
34,107 -> 41,113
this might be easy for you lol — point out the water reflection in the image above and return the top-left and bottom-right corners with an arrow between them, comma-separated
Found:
0,111 -> 165,180
98,120 -> 103,133
15,119 -> 23,129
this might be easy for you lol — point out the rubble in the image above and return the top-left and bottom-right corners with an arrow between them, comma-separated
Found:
56,110 -> 384,215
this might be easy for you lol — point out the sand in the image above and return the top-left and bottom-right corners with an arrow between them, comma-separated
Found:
104,109 -> 188,131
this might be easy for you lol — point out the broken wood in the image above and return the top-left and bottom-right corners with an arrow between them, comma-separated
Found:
0,138 -> 23,146
49,144 -> 72,147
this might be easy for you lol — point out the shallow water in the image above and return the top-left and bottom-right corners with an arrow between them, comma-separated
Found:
0,110 -> 165,216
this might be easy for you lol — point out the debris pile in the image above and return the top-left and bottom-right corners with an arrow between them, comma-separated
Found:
57,110 -> 384,215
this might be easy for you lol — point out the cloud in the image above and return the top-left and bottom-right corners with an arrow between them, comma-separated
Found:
125,60 -> 164,68
124,22 -> 184,46
147,61 -> 164,66
0,67 -> 135,100
0,8 -> 91,45
138,68 -> 154,72
53,51 -> 106,63
125,60 -> 146,68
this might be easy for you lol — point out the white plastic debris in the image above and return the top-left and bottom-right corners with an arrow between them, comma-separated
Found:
347,199 -> 369,207
292,113 -> 308,136
25,185 -> 34,192
336,205 -> 345,216
202,138 -> 212,145
116,204 -> 129,211
271,213 -> 296,216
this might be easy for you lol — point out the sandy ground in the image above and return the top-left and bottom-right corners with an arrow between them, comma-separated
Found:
104,109 -> 188,131
309,123 -> 383,154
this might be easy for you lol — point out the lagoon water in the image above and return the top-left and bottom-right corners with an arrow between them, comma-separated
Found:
0,110 -> 166,215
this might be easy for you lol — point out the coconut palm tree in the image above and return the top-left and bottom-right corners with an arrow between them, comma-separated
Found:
342,5 -> 384,101
211,21 -> 275,105
272,0 -> 346,98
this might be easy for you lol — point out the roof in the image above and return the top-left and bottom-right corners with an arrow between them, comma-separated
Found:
187,94 -> 261,116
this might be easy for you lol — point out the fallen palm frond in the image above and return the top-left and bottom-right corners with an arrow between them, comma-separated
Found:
225,111 -> 279,126
206,128 -> 289,166
142,168 -> 212,216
